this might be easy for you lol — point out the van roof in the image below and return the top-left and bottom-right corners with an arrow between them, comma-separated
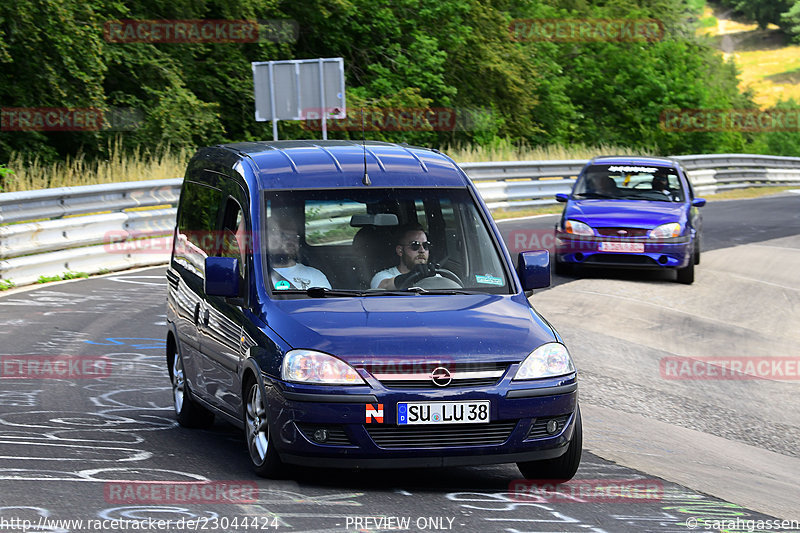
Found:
219,140 -> 469,189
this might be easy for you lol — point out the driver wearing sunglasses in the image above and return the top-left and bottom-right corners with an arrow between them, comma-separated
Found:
370,223 -> 436,289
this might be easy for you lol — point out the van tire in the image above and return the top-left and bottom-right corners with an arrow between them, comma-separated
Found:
171,350 -> 215,428
516,406 -> 582,482
244,380 -> 286,478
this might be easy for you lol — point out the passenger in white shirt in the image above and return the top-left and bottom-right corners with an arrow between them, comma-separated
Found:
267,216 -> 331,290
370,224 -> 435,289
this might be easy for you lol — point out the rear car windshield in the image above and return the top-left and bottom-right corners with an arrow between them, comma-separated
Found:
574,164 -> 685,202
262,187 -> 512,296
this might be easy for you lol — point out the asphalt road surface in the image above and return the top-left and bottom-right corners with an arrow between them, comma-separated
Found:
0,193 -> 798,533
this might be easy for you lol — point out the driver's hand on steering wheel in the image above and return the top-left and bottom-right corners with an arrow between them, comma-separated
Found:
394,263 -> 436,289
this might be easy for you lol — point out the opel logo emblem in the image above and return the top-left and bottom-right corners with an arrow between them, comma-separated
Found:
617,230 -> 628,236
431,367 -> 452,387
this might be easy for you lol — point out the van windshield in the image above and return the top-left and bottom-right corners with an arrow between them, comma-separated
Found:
263,188 -> 511,296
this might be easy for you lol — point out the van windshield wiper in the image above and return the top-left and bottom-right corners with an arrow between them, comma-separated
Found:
305,287 -> 366,298
380,287 -> 478,295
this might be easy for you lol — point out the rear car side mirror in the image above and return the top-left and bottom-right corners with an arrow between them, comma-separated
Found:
518,250 -> 551,290
692,198 -> 706,207
555,193 -> 569,203
205,257 -> 240,297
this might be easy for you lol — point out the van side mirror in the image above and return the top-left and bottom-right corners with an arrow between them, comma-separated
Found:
555,193 -> 569,203
518,250 -> 551,291
691,198 -> 706,207
205,257 -> 239,297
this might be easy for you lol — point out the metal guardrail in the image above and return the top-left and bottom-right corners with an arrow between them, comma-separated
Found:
2,154 -> 799,287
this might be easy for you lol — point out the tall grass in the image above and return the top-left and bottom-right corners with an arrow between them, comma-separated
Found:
2,138 -> 651,192
3,139 -> 191,192
443,140 -> 652,163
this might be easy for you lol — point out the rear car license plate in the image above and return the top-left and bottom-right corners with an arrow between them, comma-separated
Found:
397,401 -> 490,425
599,241 -> 645,253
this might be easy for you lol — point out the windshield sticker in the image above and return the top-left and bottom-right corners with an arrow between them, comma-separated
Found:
475,274 -> 503,286
274,280 -> 291,290
608,165 -> 658,173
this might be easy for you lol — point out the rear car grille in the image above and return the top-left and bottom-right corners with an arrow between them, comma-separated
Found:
595,227 -> 650,237
367,421 -> 518,449
526,414 -> 570,440
295,423 -> 353,446
366,361 -> 509,389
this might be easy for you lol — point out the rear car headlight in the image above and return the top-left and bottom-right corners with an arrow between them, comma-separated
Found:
514,343 -> 575,380
564,220 -> 594,236
281,349 -> 365,385
649,222 -> 682,239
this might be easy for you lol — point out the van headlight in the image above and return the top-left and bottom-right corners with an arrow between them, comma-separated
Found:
281,349 -> 365,385
513,343 -> 575,380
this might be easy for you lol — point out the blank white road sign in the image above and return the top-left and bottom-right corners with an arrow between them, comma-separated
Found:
252,57 -> 345,122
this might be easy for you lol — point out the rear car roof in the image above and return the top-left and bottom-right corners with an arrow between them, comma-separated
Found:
218,140 -> 469,189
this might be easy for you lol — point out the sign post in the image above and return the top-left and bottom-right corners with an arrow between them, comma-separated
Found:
252,57 -> 345,140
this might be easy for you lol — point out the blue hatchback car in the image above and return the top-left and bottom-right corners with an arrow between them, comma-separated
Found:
554,156 -> 705,284
166,140 -> 580,480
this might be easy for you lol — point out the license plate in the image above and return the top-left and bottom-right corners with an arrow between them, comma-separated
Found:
397,401 -> 490,425
599,241 -> 644,253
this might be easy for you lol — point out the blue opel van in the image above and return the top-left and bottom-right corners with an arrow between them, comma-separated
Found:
165,140 -> 580,480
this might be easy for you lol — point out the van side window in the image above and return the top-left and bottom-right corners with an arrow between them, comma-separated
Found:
175,181 -> 223,276
221,197 -> 248,287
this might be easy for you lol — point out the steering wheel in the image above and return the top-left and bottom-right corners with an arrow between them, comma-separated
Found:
395,267 -> 464,289
432,268 -> 463,286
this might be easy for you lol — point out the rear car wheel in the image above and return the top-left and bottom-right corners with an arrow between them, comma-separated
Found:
516,406 -> 582,482
676,255 -> 695,284
171,351 -> 215,428
244,380 -> 285,478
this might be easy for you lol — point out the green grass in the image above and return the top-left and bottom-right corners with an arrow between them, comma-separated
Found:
444,141 -> 652,163
700,16 -> 717,28
700,4 -> 800,107
2,138 -> 654,192
3,139 -> 191,192
0,279 -> 16,291
705,185 -> 798,200
35,271 -> 90,284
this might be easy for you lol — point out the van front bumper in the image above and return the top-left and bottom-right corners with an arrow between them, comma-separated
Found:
264,377 -> 578,468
